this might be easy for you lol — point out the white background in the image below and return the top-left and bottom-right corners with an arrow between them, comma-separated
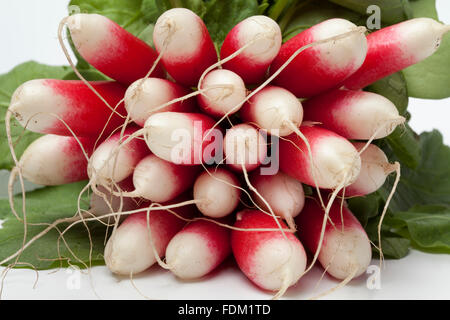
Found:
0,1 -> 449,299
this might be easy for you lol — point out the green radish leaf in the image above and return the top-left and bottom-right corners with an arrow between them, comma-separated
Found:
328,0 -> 412,25
0,62 -> 72,171
0,182 -> 107,270
348,193 -> 381,227
141,0 -> 207,23
385,124 -> 421,169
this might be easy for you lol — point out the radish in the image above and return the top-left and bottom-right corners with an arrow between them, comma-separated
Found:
249,171 -> 305,228
303,89 -> 405,140
295,197 -> 372,280
153,8 -> 217,86
124,77 -> 196,127
104,195 -> 196,276
9,80 -> 127,136
343,18 -> 450,90
144,112 -> 221,165
270,18 -> 367,97
17,134 -> 94,186
125,154 -> 201,203
223,124 -> 267,172
89,126 -> 149,185
197,69 -> 247,117
231,210 -> 307,295
279,125 -> 361,189
193,168 -> 241,218
345,142 -> 398,197
165,220 -> 231,279
240,85 -> 303,136
66,13 -> 164,84
220,15 -> 282,84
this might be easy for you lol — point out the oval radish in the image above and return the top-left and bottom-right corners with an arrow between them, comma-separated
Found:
279,125 -> 361,189
270,18 -> 367,98
9,80 -> 127,136
18,134 -> 94,186
220,15 -> 282,84
124,77 -> 196,127
153,8 -> 217,86
66,13 -> 164,84
197,69 -> 247,117
296,197 -> 372,280
303,89 -> 404,140
343,18 -> 450,90
193,168 -> 241,218
165,220 -> 231,279
231,210 -> 307,293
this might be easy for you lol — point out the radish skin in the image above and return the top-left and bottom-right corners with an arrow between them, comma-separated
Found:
197,69 -> 247,117
270,18 -> 367,97
89,126 -> 149,185
18,134 -> 94,186
131,154 -> 201,202
223,124 -> 267,172
296,198 -> 372,279
193,168 -> 241,218
344,18 -> 450,90
165,220 -> 231,279
144,112 -> 220,165
279,125 -> 361,189
231,210 -> 307,292
125,78 -> 196,127
66,13 -> 164,84
220,15 -> 282,84
153,8 -> 217,86
104,195 -> 196,275
303,89 -> 404,140
345,143 -> 396,197
249,171 -> 305,224
9,80 -> 127,136
240,85 -> 303,136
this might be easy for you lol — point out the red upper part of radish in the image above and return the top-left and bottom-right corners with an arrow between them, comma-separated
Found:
270,18 -> 367,98
67,13 -> 164,85
221,15 -> 282,84
153,8 -> 217,86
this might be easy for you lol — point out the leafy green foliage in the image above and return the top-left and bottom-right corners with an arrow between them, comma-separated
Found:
385,124 -> 421,169
0,182 -> 107,269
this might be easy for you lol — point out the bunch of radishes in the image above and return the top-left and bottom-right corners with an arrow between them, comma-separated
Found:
7,7 -> 449,297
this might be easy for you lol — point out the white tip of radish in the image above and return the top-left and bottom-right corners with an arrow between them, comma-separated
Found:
319,227 -> 372,279
193,169 -> 241,218
235,15 -> 282,63
198,69 -> 247,117
312,18 -> 367,71
9,80 -> 67,133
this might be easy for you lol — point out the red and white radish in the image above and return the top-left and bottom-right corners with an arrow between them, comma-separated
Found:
89,126 -> 149,185
249,171 -> 305,227
18,134 -> 94,186
104,195 -> 196,275
270,18 -> 367,98
165,220 -> 231,279
344,142 -> 397,197
240,85 -> 303,136
128,154 -> 201,203
66,13 -> 164,84
296,197 -> 372,280
124,77 -> 196,127
220,15 -> 282,84
9,80 -> 127,136
193,168 -> 241,218
231,210 -> 307,294
224,124 -> 267,172
344,18 -> 450,90
144,112 -> 220,165
197,69 -> 247,117
279,125 -> 361,189
153,8 -> 217,86
303,89 -> 404,140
